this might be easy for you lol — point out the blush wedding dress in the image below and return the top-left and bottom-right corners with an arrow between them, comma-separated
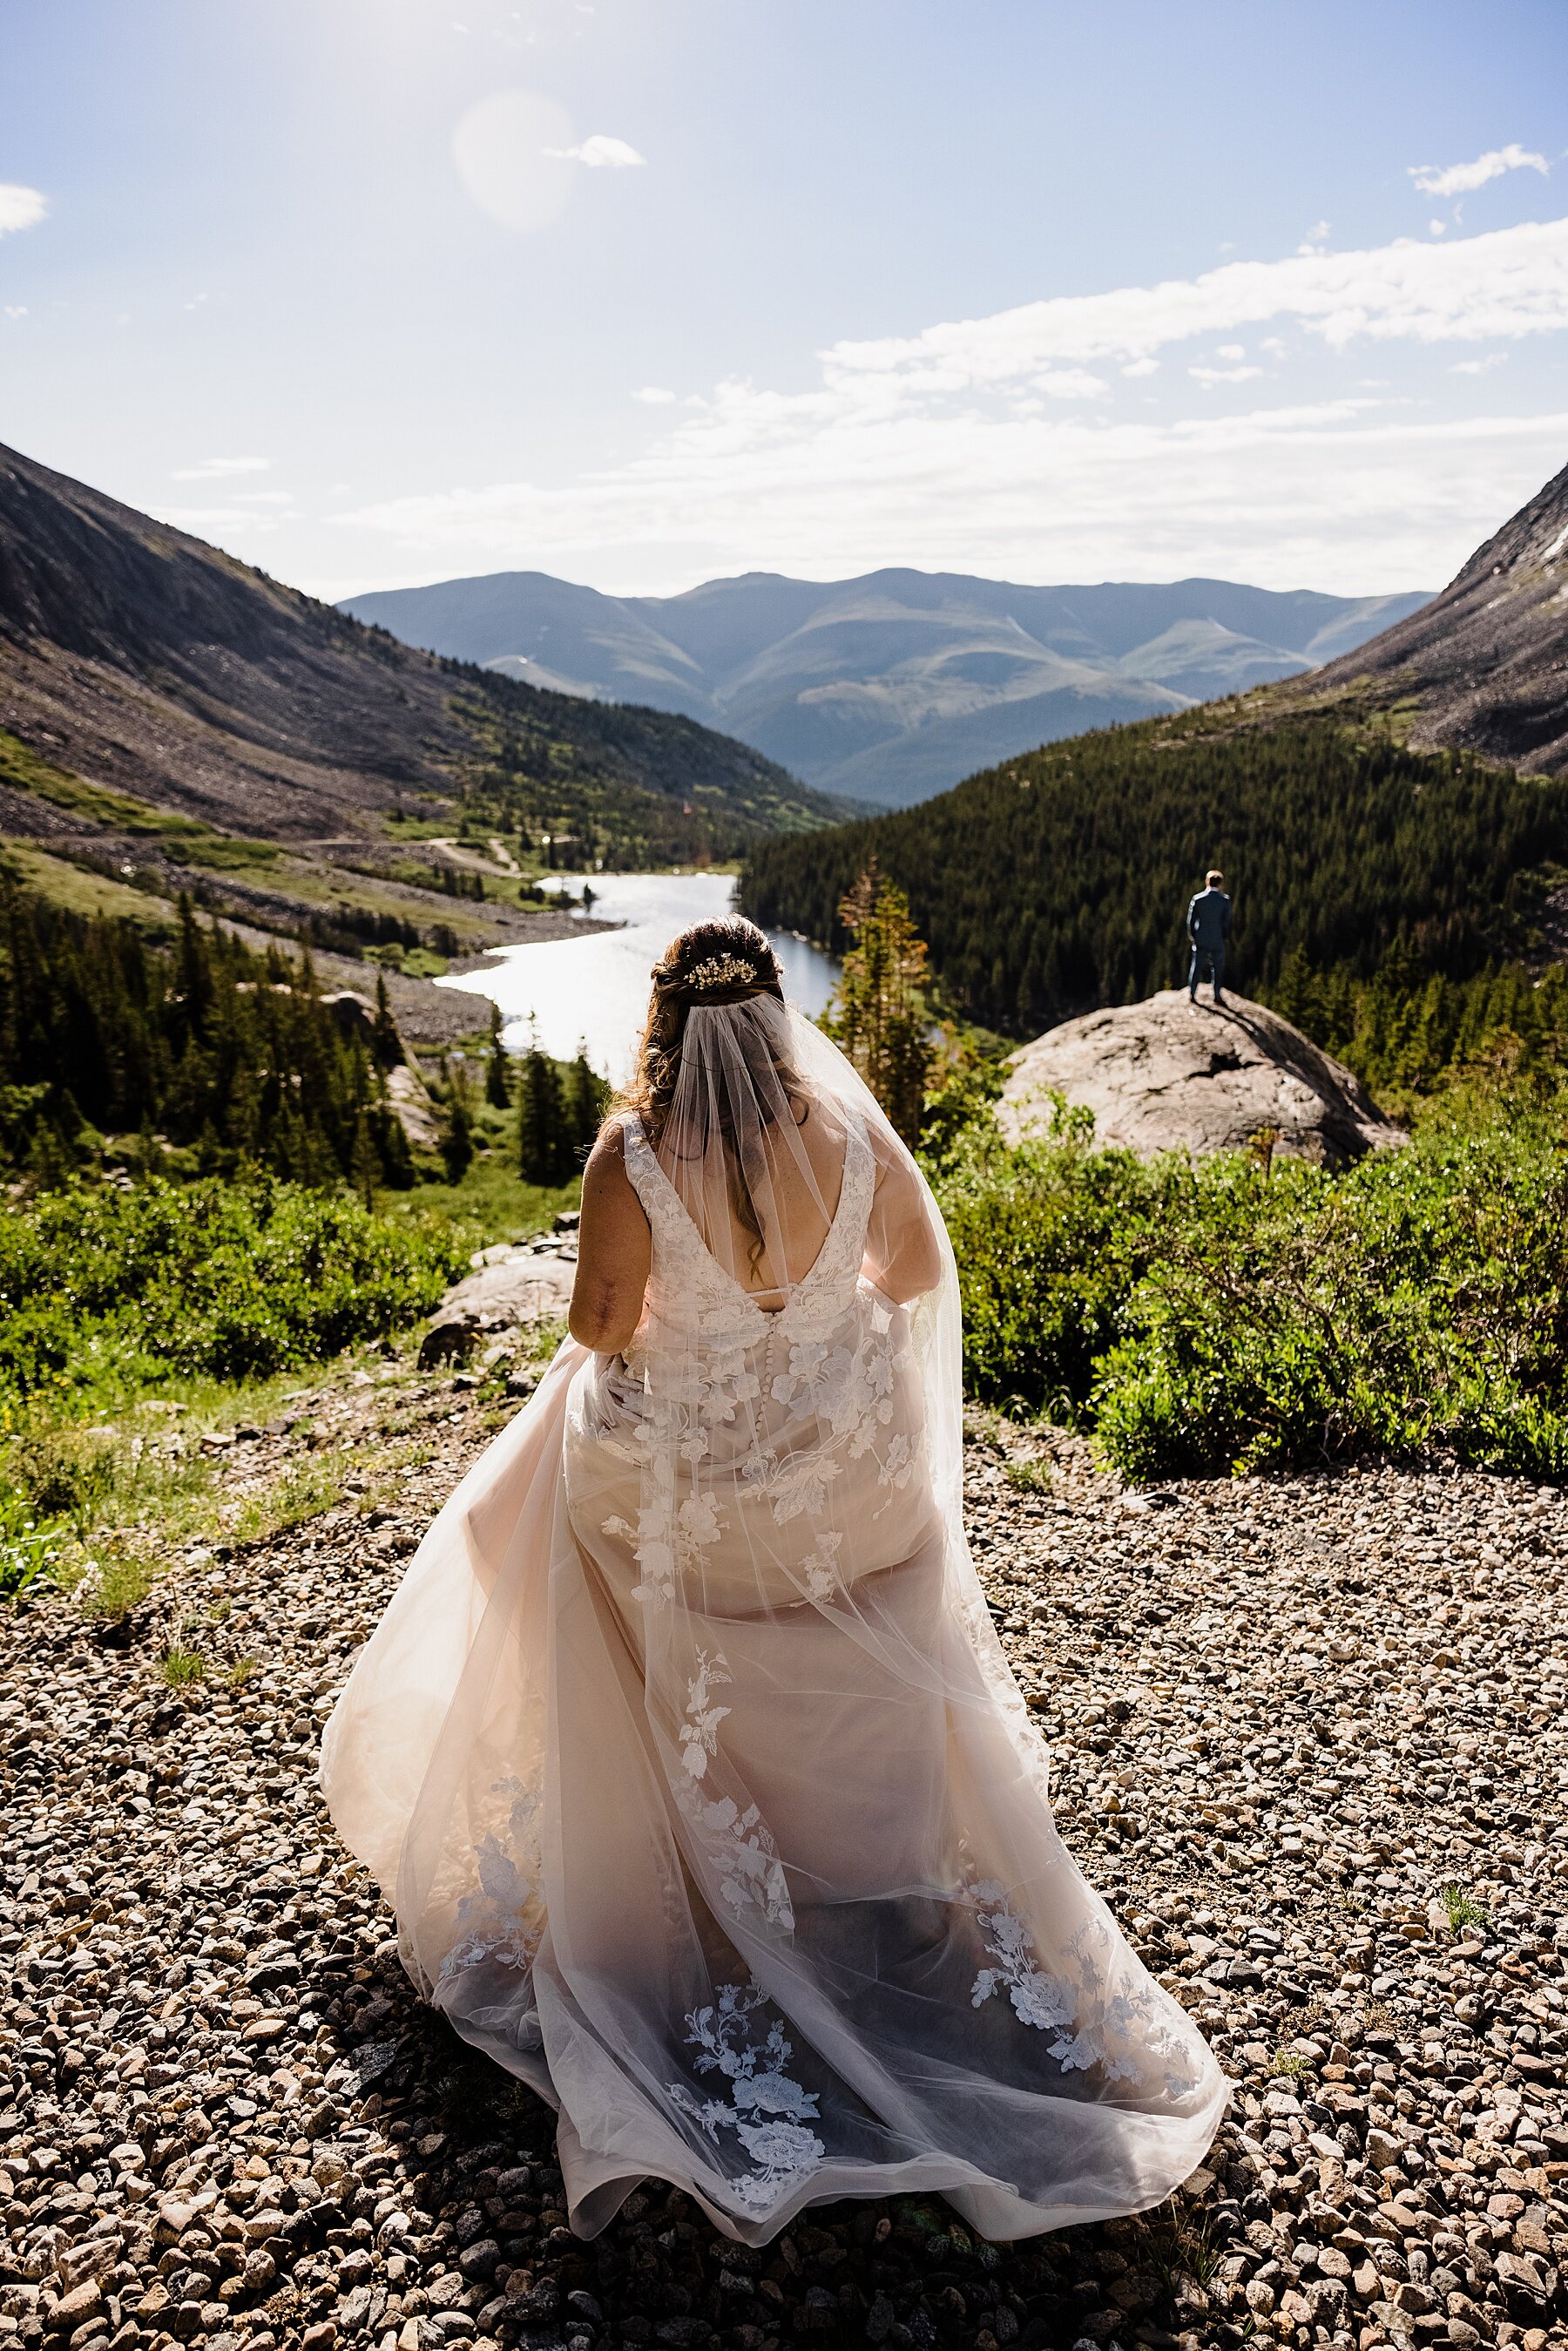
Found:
321,996 -> 1225,2244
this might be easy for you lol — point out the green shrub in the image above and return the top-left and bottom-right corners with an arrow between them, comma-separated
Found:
11,1423 -> 118,1521
929,1094 -> 1568,1481
934,1108 -> 1170,1419
0,1173 -> 465,1405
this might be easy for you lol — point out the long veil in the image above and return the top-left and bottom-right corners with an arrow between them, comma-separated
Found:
321,1000 -> 1226,2243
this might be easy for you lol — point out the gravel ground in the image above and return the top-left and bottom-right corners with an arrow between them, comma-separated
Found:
2,1372 -> 1565,2351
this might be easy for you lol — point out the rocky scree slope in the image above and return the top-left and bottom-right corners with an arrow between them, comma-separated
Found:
1306,457 -> 1568,777
0,443 -> 836,850
0,1372 -> 1565,2351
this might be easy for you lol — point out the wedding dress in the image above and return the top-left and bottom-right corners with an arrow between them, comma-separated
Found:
320,999 -> 1225,2244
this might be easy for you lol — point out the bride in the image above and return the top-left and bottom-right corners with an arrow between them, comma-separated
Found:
321,917 -> 1225,2244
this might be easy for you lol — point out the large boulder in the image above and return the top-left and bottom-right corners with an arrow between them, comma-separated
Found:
417,1240 -> 578,1368
998,990 -> 1405,1167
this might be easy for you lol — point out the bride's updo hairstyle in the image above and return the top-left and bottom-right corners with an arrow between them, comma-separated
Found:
622,917 -> 810,1272
623,916 -> 791,1148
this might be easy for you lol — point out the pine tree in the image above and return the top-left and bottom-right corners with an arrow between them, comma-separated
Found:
486,1002 -> 512,1109
820,862 -> 934,1144
565,1041 -> 603,1159
371,972 -> 403,1069
518,1026 -> 571,1185
350,1110 -> 380,1209
440,1088 -> 474,1186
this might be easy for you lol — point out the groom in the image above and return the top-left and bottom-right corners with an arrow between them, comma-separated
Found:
1186,868 -> 1231,1003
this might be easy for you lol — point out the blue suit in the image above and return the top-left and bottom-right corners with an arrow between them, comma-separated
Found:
1186,887 -> 1231,999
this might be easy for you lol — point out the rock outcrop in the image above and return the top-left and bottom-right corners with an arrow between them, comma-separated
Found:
999,988 -> 1404,1165
416,1234 -> 578,1366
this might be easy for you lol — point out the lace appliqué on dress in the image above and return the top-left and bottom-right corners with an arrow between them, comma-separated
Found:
966,1881 -> 1198,2096
667,1980 -> 826,2212
438,1777 -> 544,1989
674,1653 -> 794,1931
800,1530 -> 843,1603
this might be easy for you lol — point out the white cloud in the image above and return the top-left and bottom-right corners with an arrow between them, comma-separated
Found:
329,217 -> 1568,598
632,385 -> 676,403
3,305 -> 26,321
172,456 -> 270,481
1034,368 -> 1108,399
1215,342 -> 1247,360
1429,220 -> 1446,237
1297,220 -> 1331,255
1410,143 -> 1549,200
544,133 -> 645,168
1260,336 -> 1287,356
1450,352 -> 1508,375
0,183 -> 46,236
818,215 -> 1568,395
1121,356 -> 1159,377
332,401 -> 1568,598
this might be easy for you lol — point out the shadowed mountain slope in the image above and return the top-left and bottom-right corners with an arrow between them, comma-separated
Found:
0,443 -> 842,852
1302,456 -> 1568,776
341,566 -> 1430,809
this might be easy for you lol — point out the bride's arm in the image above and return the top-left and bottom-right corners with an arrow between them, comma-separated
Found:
570,1124 -> 653,1352
862,1149 -> 943,1305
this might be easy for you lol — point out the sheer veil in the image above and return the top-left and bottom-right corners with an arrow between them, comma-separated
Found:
321,973 -> 1226,2245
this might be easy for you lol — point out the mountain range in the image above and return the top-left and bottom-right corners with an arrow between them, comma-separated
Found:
740,457 -> 1568,1033
341,567 -> 1432,809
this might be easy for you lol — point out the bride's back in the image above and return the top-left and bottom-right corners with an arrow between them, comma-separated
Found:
672,1090 -> 850,1306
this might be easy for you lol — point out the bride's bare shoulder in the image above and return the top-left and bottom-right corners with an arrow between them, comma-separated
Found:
582,1115 -> 639,1196
586,1113 -> 631,1164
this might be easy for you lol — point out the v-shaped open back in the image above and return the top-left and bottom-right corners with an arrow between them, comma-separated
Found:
621,1108 -> 875,1333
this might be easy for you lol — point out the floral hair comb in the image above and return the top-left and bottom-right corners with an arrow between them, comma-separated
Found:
686,952 -> 760,993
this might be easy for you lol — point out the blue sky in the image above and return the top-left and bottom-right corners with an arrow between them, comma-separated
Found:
3,0 -> 1567,599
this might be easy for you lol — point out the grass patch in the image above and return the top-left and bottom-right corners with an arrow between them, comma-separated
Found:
164,834 -> 280,873
80,1545 -> 159,1621
1132,2201 -> 1226,2304
0,841 -> 179,934
1439,1881 -> 1488,1934
0,727 -> 207,837
158,1641 -> 206,1689
389,1148 -> 579,1250
231,1453 -> 349,1545
227,1657 -> 256,1689
1002,1456 -> 1052,1494
0,1487 -> 74,1599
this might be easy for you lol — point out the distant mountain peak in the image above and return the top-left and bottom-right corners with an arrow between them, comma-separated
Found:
341,564 -> 1432,810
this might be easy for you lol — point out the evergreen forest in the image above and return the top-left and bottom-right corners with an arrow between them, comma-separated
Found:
0,885 -> 417,1191
739,706 -> 1568,1038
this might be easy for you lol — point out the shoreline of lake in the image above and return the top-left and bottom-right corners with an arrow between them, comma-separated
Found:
433,869 -> 841,1080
